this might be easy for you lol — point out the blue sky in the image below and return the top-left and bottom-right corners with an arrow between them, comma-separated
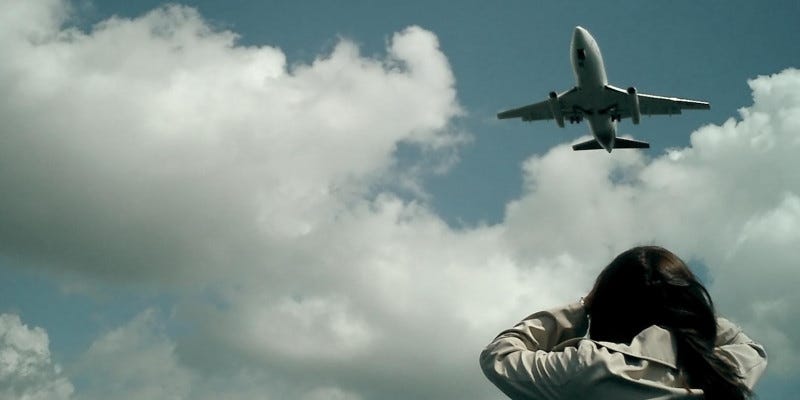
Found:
1,1 -> 799,399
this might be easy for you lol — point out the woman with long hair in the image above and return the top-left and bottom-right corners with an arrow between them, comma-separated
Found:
480,246 -> 766,399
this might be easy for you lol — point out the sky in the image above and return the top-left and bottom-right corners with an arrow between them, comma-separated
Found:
0,0 -> 798,399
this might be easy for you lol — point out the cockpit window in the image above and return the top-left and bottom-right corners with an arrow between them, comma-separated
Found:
577,48 -> 586,60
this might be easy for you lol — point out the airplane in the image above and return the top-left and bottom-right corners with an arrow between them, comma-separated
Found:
498,26 -> 710,152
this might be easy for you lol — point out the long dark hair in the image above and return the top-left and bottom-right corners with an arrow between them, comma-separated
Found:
586,246 -> 751,400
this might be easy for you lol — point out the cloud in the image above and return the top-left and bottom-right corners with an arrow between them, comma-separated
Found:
72,309 -> 192,400
302,387 -> 363,400
0,0 -> 488,398
0,314 -> 74,400
175,197 -> 568,399
0,0 -> 462,284
1,0 -> 799,398
72,309 -> 373,400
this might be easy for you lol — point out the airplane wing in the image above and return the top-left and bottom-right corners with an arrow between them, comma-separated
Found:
498,87 -> 583,121
604,85 -> 710,117
497,99 -> 551,121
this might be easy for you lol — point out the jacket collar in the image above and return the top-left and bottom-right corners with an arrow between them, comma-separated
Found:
593,325 -> 678,369
553,325 -> 678,369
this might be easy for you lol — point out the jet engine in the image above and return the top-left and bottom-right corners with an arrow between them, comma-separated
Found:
548,91 -> 565,128
627,86 -> 641,125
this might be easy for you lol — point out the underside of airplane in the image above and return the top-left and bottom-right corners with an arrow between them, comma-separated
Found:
498,26 -> 710,153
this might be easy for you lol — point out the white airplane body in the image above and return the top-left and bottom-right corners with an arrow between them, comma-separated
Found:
498,26 -> 710,152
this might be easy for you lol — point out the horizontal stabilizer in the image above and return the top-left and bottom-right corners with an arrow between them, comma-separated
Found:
571,137 -> 650,151
613,137 -> 650,149
572,139 -> 603,151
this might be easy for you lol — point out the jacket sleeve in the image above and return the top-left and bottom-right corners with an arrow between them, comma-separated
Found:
714,317 -> 768,390
479,302 -> 590,400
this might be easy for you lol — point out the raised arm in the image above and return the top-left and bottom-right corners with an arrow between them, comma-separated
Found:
479,302 -> 589,400
714,317 -> 768,389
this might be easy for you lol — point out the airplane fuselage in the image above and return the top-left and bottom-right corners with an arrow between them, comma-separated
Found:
497,26 -> 710,152
570,27 -> 616,151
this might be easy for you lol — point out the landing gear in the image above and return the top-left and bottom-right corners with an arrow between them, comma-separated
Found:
568,116 -> 583,124
611,114 -> 621,122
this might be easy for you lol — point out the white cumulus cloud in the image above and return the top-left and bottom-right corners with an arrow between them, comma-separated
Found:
0,0 -> 462,284
0,314 -> 74,400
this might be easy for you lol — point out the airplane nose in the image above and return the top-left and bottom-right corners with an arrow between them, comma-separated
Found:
572,26 -> 589,47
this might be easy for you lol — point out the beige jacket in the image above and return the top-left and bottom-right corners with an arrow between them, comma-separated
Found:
480,302 -> 767,399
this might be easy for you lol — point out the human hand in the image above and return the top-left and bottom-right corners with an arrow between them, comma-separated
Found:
582,288 -> 595,311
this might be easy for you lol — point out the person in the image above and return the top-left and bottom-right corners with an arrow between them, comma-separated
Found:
479,246 -> 767,399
